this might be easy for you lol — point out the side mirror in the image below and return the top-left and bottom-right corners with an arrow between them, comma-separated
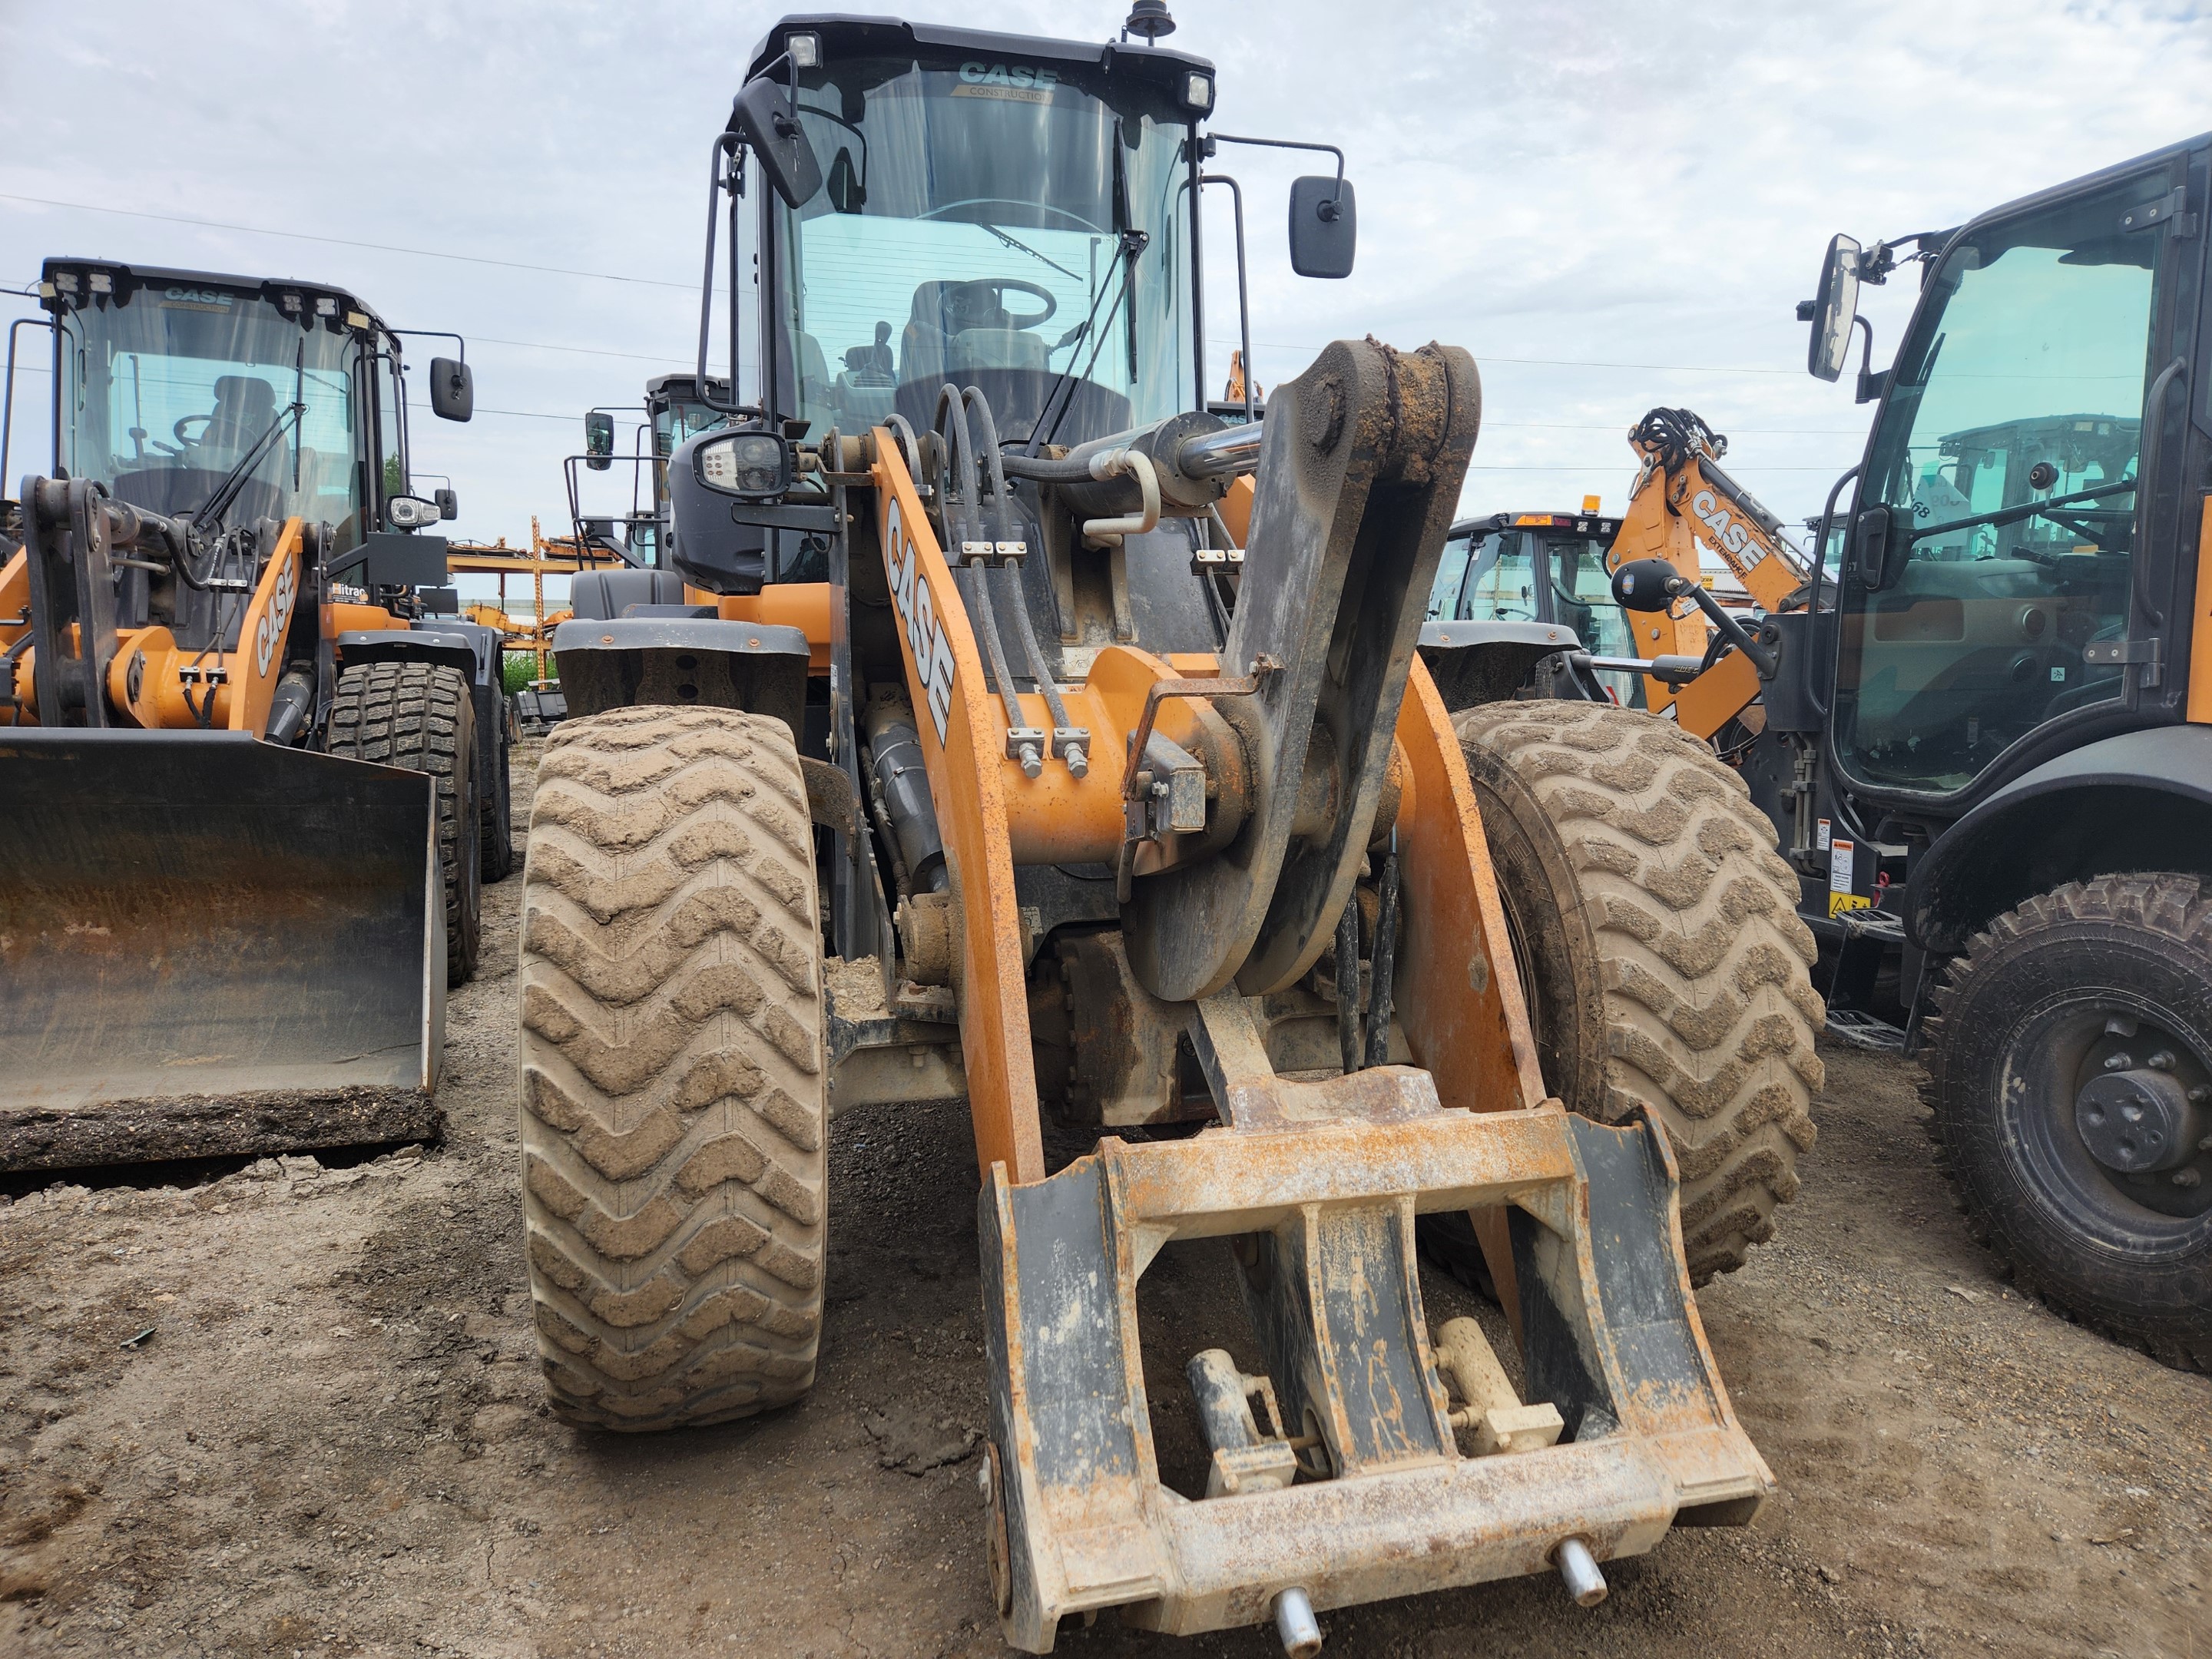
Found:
1806,234 -> 1862,383
435,488 -> 459,521
1611,558 -> 1689,613
584,410 -> 615,472
429,357 -> 474,422
733,74 -> 823,210
386,495 -> 442,531
1288,176 -> 1356,279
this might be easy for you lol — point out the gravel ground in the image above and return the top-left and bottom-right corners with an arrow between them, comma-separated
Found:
2,737 -> 2207,1658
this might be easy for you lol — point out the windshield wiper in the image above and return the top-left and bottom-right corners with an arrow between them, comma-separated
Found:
1909,474 -> 2134,546
976,220 -> 1084,283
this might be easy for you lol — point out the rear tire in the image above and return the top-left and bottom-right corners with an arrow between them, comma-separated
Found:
330,661 -> 480,985
518,706 -> 828,1429
1441,700 -> 1823,1283
1924,875 -> 2212,1371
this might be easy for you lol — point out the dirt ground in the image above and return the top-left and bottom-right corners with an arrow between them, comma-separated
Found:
2,739 -> 2207,1659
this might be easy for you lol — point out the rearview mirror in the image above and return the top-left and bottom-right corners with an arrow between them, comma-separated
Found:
584,410 -> 615,472
429,356 -> 473,422
1806,235 -> 1862,383
435,488 -> 458,521
733,74 -> 823,210
1288,177 -> 1356,279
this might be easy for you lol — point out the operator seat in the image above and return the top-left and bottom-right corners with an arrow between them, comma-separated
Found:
900,281 -> 1048,392
568,569 -> 691,620
203,375 -> 277,452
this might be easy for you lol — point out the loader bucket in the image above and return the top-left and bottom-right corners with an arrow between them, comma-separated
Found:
0,730 -> 444,1171
977,1011 -> 1772,1652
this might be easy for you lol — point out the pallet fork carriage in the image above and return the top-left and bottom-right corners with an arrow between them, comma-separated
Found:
515,12 -> 1800,1651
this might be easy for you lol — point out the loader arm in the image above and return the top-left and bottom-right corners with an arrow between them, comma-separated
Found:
1606,408 -> 1810,734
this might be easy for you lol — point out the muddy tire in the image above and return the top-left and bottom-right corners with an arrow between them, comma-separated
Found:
1923,875 -> 2212,1371
330,661 -> 481,985
1445,700 -> 1822,1282
518,706 -> 828,1429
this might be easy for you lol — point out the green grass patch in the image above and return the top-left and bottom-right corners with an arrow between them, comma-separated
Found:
502,653 -> 548,695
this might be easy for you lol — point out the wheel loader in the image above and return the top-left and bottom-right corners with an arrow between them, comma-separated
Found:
515,10 -> 1817,1651
0,259 -> 513,1171
1447,136 -> 2212,1372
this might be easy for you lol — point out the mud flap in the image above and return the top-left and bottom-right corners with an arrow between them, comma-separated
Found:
977,1097 -> 1770,1651
0,730 -> 444,1169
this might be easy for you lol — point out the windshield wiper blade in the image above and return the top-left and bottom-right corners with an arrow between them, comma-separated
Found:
977,220 -> 1084,283
1910,475 -> 2134,545
188,400 -> 305,535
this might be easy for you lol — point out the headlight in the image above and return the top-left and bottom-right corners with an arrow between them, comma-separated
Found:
386,495 -> 439,529
697,432 -> 790,498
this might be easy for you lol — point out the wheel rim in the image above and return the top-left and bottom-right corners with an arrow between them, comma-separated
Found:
1998,992 -> 2212,1258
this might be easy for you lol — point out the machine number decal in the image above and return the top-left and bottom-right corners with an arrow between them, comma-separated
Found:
883,499 -> 956,746
254,551 -> 297,677
1691,488 -> 1764,565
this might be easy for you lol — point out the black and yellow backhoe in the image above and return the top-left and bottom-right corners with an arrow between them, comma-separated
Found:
0,260 -> 512,1170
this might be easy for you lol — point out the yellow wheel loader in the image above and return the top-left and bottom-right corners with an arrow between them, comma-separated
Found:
516,10 -> 1811,1650
0,260 -> 511,1171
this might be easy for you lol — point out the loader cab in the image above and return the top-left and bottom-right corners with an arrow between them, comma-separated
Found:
1813,137 -> 2210,809
1429,510 -> 1641,703
741,18 -> 1213,451
35,260 -> 467,565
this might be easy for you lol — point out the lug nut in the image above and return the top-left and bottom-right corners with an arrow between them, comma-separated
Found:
2175,1168 -> 2203,1189
2149,1051 -> 2176,1071
2104,1053 -> 2134,1071
1555,1538 -> 1608,1608
1272,1588 -> 1322,1657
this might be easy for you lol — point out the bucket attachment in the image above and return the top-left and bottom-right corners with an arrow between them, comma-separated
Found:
0,729 -> 444,1170
977,995 -> 1770,1651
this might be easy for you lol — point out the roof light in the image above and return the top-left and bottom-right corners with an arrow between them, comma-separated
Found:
1184,71 -> 1214,111
88,272 -> 113,294
51,273 -> 78,294
1582,494 -> 1601,514
315,296 -> 338,316
346,311 -> 371,329
1514,514 -> 1555,526
787,31 -> 820,68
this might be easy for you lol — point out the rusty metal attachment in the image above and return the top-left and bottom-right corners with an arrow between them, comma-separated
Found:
978,1008 -> 1770,1651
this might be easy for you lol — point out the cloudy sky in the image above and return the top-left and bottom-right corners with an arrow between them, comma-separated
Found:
5,0 -> 2207,606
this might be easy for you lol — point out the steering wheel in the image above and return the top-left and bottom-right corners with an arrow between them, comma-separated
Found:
942,278 -> 1057,333
173,412 -> 213,447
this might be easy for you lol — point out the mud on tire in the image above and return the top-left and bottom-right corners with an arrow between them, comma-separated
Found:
518,706 -> 828,1429
329,660 -> 481,985
1449,700 -> 1823,1281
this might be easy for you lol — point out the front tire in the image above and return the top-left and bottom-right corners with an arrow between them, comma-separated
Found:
1924,874 -> 2212,1371
330,661 -> 481,985
1442,700 -> 1823,1283
518,706 -> 829,1429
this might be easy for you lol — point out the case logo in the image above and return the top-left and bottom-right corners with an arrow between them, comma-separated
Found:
883,498 -> 956,746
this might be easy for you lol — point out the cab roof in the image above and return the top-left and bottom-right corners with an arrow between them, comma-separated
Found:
747,13 -> 1214,86
37,257 -> 393,337
1455,509 -> 1622,538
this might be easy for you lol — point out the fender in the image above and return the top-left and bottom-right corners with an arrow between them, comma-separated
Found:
1908,724 -> 2212,952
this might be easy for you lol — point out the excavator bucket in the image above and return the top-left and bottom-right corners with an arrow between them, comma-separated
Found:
977,998 -> 1773,1651
0,729 -> 444,1170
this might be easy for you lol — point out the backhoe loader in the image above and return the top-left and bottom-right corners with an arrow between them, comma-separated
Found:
1456,137 -> 2212,1372
0,260 -> 511,1171
515,11 -> 1816,1651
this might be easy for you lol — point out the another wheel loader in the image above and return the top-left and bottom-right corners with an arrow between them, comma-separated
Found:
0,259 -> 511,1171
516,11 -> 1814,1651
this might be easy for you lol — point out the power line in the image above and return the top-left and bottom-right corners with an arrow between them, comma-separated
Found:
0,193 -> 702,292
1254,341 -> 1806,376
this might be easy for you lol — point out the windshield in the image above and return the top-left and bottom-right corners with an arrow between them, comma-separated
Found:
56,287 -> 363,541
1836,170 -> 2170,794
772,55 -> 1196,447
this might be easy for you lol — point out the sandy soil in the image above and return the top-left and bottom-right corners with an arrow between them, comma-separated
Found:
2,739 -> 2207,1659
